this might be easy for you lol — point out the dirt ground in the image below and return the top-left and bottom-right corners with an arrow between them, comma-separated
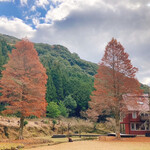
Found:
26,137 -> 150,150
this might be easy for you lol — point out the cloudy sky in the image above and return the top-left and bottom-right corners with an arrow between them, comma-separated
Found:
0,0 -> 150,85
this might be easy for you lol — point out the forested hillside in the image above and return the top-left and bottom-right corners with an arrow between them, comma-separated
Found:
0,33 -> 97,117
0,33 -> 149,118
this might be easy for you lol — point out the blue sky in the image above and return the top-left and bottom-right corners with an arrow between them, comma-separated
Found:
0,0 -> 150,85
0,0 -> 55,28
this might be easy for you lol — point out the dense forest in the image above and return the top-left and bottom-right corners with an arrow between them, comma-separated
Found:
0,33 -> 149,118
0,33 -> 97,118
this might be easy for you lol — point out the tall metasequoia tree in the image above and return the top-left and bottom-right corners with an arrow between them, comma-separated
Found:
88,38 -> 141,138
0,39 -> 48,139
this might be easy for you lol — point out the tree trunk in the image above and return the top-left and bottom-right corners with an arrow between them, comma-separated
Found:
19,116 -> 24,140
115,116 -> 121,139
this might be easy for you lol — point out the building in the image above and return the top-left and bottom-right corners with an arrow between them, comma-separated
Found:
120,94 -> 150,135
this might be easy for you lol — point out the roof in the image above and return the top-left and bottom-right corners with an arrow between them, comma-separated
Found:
122,94 -> 150,112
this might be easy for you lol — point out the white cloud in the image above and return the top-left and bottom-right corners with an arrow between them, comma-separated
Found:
45,4 -> 75,22
147,3 -> 150,7
0,17 -> 35,39
1,0 -> 150,85
32,18 -> 40,26
32,0 -> 150,85
45,0 -> 144,22
35,0 -> 49,9
141,78 -> 150,85
31,5 -> 36,11
0,0 -> 14,2
45,0 -> 102,22
20,0 -> 28,6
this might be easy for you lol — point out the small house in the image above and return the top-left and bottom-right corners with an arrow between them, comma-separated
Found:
120,94 -> 150,135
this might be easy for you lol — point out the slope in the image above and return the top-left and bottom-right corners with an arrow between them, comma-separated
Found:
0,33 -> 97,117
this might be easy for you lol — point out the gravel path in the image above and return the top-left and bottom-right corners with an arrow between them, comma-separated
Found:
26,140 -> 150,150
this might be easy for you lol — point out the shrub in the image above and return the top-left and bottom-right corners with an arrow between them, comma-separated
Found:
52,119 -> 57,131
104,118 -> 116,132
24,120 -> 28,126
46,102 -> 61,118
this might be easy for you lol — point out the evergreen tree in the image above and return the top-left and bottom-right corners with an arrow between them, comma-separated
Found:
51,61 -> 64,101
0,40 -> 9,78
73,83 -> 92,116
0,45 -> 3,78
64,95 -> 77,116
62,72 -> 70,98
46,69 -> 57,103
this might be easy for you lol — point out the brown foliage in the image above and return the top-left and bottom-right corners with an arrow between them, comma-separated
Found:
0,39 -> 48,117
87,38 -> 142,137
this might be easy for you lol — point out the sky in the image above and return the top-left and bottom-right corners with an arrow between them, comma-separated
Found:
0,0 -> 150,85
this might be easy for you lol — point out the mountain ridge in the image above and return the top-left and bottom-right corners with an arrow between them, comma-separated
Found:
0,33 -> 97,116
0,33 -> 98,76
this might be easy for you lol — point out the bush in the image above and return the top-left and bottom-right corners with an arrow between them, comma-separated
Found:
52,119 -> 57,131
24,120 -> 28,126
59,117 -> 94,134
104,118 -> 116,132
46,102 -> 61,118
52,119 -> 57,125
43,120 -> 49,124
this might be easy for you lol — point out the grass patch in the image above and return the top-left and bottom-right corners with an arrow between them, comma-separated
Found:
0,143 -> 24,150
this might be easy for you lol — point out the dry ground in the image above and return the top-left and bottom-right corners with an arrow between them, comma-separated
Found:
1,136 -> 150,150
26,137 -> 150,150
26,140 -> 150,150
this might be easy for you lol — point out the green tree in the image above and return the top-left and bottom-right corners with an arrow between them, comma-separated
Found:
47,102 -> 61,118
0,40 -> 10,78
46,69 -> 57,103
51,62 -> 64,101
65,78 -> 93,116
0,48 -> 3,78
62,72 -> 70,98
64,95 -> 77,116
72,83 -> 92,116
58,101 -> 68,117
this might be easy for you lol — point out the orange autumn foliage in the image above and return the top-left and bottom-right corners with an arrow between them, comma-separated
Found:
0,39 -> 48,118
87,38 -> 142,138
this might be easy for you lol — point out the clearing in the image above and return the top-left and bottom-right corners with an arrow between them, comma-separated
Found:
26,137 -> 150,150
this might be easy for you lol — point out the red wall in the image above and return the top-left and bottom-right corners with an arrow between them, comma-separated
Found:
121,113 -> 141,124
125,123 -> 130,134
120,112 -> 150,135
130,130 -> 150,135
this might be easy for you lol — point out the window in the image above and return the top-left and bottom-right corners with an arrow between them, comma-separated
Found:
131,123 -> 136,130
136,123 -> 140,130
141,124 -> 145,130
130,123 -> 150,131
132,112 -> 137,119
